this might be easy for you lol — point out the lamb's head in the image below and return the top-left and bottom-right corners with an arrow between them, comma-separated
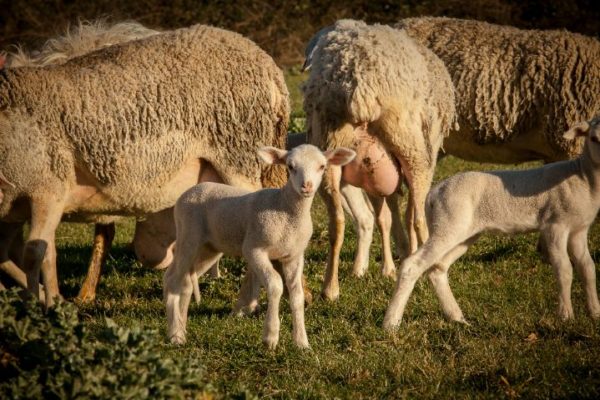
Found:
564,116 -> 600,163
258,144 -> 356,197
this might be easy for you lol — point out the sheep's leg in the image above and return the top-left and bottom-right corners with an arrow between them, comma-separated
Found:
320,165 -> 345,301
77,223 -> 115,303
388,192 -> 409,260
543,227 -> 574,320
383,237 -> 457,330
7,223 -> 24,266
428,238 -> 477,323
567,229 -> 600,318
208,260 -> 221,278
245,249 -> 283,349
233,269 -> 261,317
282,257 -> 309,348
341,184 -> 374,277
367,194 -> 395,278
24,197 -> 65,307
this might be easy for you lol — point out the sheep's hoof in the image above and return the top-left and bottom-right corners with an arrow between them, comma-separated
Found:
382,269 -> 397,281
321,286 -> 339,302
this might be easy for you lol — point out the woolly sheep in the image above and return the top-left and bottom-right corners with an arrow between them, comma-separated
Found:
0,20 -> 161,302
384,117 -> 600,330
303,19 -> 456,300
164,144 -> 355,348
0,24 -> 289,307
396,17 -> 600,163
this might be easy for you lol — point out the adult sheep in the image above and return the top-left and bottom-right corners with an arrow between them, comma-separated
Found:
396,17 -> 600,163
303,19 -> 456,300
0,20 -> 162,302
0,24 -> 289,307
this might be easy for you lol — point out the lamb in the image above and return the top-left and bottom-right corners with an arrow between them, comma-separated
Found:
0,24 -> 289,307
396,17 -> 600,163
0,20 -> 161,302
164,144 -> 355,348
302,19 -> 456,300
383,117 -> 600,330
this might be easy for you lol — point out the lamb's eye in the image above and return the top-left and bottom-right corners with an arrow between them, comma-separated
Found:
288,164 -> 294,171
319,165 -> 325,171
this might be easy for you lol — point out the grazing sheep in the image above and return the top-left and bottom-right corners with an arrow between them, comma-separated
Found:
0,20 -> 161,302
0,24 -> 289,307
164,144 -> 355,348
384,117 -> 600,330
396,17 -> 600,163
303,19 -> 456,300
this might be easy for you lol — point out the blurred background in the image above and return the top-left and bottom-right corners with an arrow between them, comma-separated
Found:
1,0 -> 599,67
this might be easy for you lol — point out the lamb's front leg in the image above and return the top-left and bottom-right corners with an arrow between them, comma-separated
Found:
246,249 -> 283,349
543,227 -> 574,320
282,256 -> 309,348
567,229 -> 600,318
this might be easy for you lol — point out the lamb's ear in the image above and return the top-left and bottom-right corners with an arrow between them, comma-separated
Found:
0,170 -> 15,189
325,147 -> 356,166
563,121 -> 590,140
257,146 -> 288,165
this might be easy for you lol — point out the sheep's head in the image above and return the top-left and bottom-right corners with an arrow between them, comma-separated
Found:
258,144 -> 355,198
564,116 -> 600,164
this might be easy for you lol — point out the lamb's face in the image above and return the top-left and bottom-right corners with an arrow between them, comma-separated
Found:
257,144 -> 356,198
286,145 -> 329,197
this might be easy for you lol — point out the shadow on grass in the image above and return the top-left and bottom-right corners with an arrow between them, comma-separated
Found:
465,243 -> 520,263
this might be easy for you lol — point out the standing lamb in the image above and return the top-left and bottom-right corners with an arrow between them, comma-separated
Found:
396,17 -> 600,163
164,144 -> 355,348
0,20 -> 161,302
0,24 -> 289,307
384,117 -> 600,330
303,19 -> 456,300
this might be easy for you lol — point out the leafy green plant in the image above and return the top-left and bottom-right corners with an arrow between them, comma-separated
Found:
0,289 -> 212,399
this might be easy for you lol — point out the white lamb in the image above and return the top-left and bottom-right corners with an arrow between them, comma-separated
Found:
384,117 -> 600,330
164,144 -> 355,348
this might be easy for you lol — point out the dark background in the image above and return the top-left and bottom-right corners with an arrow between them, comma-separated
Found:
1,0 -> 599,66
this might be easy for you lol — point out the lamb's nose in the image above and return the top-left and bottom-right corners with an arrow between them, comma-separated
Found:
302,181 -> 313,191
591,135 -> 600,143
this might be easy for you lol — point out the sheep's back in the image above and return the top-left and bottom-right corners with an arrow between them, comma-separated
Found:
399,17 -> 600,158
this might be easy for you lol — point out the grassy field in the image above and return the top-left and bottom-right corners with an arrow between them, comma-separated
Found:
43,70 -> 600,398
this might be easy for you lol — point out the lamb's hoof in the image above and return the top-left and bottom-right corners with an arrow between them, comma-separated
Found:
558,308 -> 575,321
382,319 -> 400,332
233,304 -> 260,317
382,269 -> 397,281
321,287 -> 339,302
456,317 -> 470,326
263,336 -> 279,350
295,339 -> 310,349
169,334 -> 186,345
76,290 -> 96,304
352,266 -> 367,278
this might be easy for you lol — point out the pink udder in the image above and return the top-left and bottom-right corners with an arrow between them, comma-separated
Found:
342,125 -> 400,197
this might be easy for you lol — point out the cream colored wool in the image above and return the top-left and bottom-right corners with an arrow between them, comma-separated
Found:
397,17 -> 600,162
0,24 -> 289,306
303,19 -> 456,299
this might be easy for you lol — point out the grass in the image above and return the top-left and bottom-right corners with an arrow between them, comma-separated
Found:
25,70 -> 600,398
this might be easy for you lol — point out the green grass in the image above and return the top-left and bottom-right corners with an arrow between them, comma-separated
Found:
28,71 -> 600,398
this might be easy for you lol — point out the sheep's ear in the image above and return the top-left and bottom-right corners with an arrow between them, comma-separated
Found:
257,146 -> 288,165
563,121 -> 590,140
0,53 -> 6,70
325,148 -> 356,166
0,170 -> 15,189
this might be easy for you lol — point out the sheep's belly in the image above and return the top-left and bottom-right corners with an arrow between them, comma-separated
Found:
342,131 -> 400,197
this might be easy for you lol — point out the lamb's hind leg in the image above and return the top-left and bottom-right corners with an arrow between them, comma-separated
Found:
24,196 -> 65,307
383,236 -> 458,330
428,237 -> 478,323
368,194 -> 395,278
543,226 -> 574,320
567,228 -> 600,318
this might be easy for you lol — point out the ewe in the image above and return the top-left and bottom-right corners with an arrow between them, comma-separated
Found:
384,117 -> 600,330
164,145 -> 355,348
